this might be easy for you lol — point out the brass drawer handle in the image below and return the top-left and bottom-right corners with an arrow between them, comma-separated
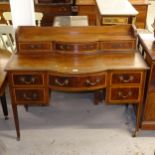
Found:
118,91 -> 132,99
85,78 -> 100,86
20,76 -> 36,84
119,75 -> 134,83
54,79 -> 69,86
23,93 -> 38,100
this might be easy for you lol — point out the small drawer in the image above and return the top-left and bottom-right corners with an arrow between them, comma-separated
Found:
14,88 -> 46,104
102,17 -> 128,25
12,73 -> 44,86
54,41 -> 98,54
109,87 -> 140,102
100,41 -> 135,50
19,42 -> 52,52
111,72 -> 141,85
78,6 -> 96,13
51,6 -> 71,14
49,73 -> 106,90
57,6 -> 70,13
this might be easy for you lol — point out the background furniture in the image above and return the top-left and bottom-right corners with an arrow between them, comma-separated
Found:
5,25 -> 148,140
3,12 -> 12,25
0,0 -> 149,28
0,25 -> 16,53
76,0 -> 149,28
53,15 -> 88,26
35,1 -> 73,26
76,0 -> 97,25
0,2 -> 10,25
96,0 -> 138,25
0,49 -> 11,119
137,30 -> 155,130
2,12 -> 44,26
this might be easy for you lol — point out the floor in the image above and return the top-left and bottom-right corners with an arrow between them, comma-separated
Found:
1,2 -> 155,155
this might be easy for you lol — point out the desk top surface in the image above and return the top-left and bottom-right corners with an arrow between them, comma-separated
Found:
5,52 -> 148,74
96,0 -> 138,15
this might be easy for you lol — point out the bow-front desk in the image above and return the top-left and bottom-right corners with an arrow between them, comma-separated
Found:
5,25 -> 148,140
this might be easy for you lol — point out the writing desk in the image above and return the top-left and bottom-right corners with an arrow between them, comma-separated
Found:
5,25 -> 148,140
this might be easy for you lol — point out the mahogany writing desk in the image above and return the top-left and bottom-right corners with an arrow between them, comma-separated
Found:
5,25 -> 148,140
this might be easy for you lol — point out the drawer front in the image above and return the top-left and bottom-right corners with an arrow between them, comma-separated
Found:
14,88 -> 46,104
109,87 -> 140,102
49,74 -> 106,90
50,6 -> 71,14
12,73 -> 44,86
78,5 -> 96,13
54,41 -> 98,54
102,17 -> 128,25
100,41 -> 135,50
111,72 -> 141,85
19,42 -> 52,52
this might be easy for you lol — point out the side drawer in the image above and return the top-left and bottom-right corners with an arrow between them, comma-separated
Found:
11,72 -> 44,87
13,88 -> 46,104
111,72 -> 142,85
100,41 -> 135,50
109,87 -> 140,103
19,42 -> 52,53
49,73 -> 106,90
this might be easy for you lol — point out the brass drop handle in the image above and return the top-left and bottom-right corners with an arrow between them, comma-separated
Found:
85,78 -> 100,86
20,76 -> 36,84
55,79 -> 69,86
119,75 -> 134,83
23,93 -> 38,100
118,91 -> 132,99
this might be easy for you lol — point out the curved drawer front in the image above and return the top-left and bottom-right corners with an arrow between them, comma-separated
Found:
111,72 -> 142,85
109,87 -> 140,103
49,73 -> 106,90
12,73 -> 44,86
14,88 -> 46,104
54,41 -> 98,54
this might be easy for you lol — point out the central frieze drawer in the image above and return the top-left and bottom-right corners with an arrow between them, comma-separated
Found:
111,72 -> 142,85
19,42 -> 52,52
54,41 -> 99,53
109,87 -> 140,102
14,88 -> 46,104
12,73 -> 44,86
49,74 -> 106,89
100,41 -> 135,50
